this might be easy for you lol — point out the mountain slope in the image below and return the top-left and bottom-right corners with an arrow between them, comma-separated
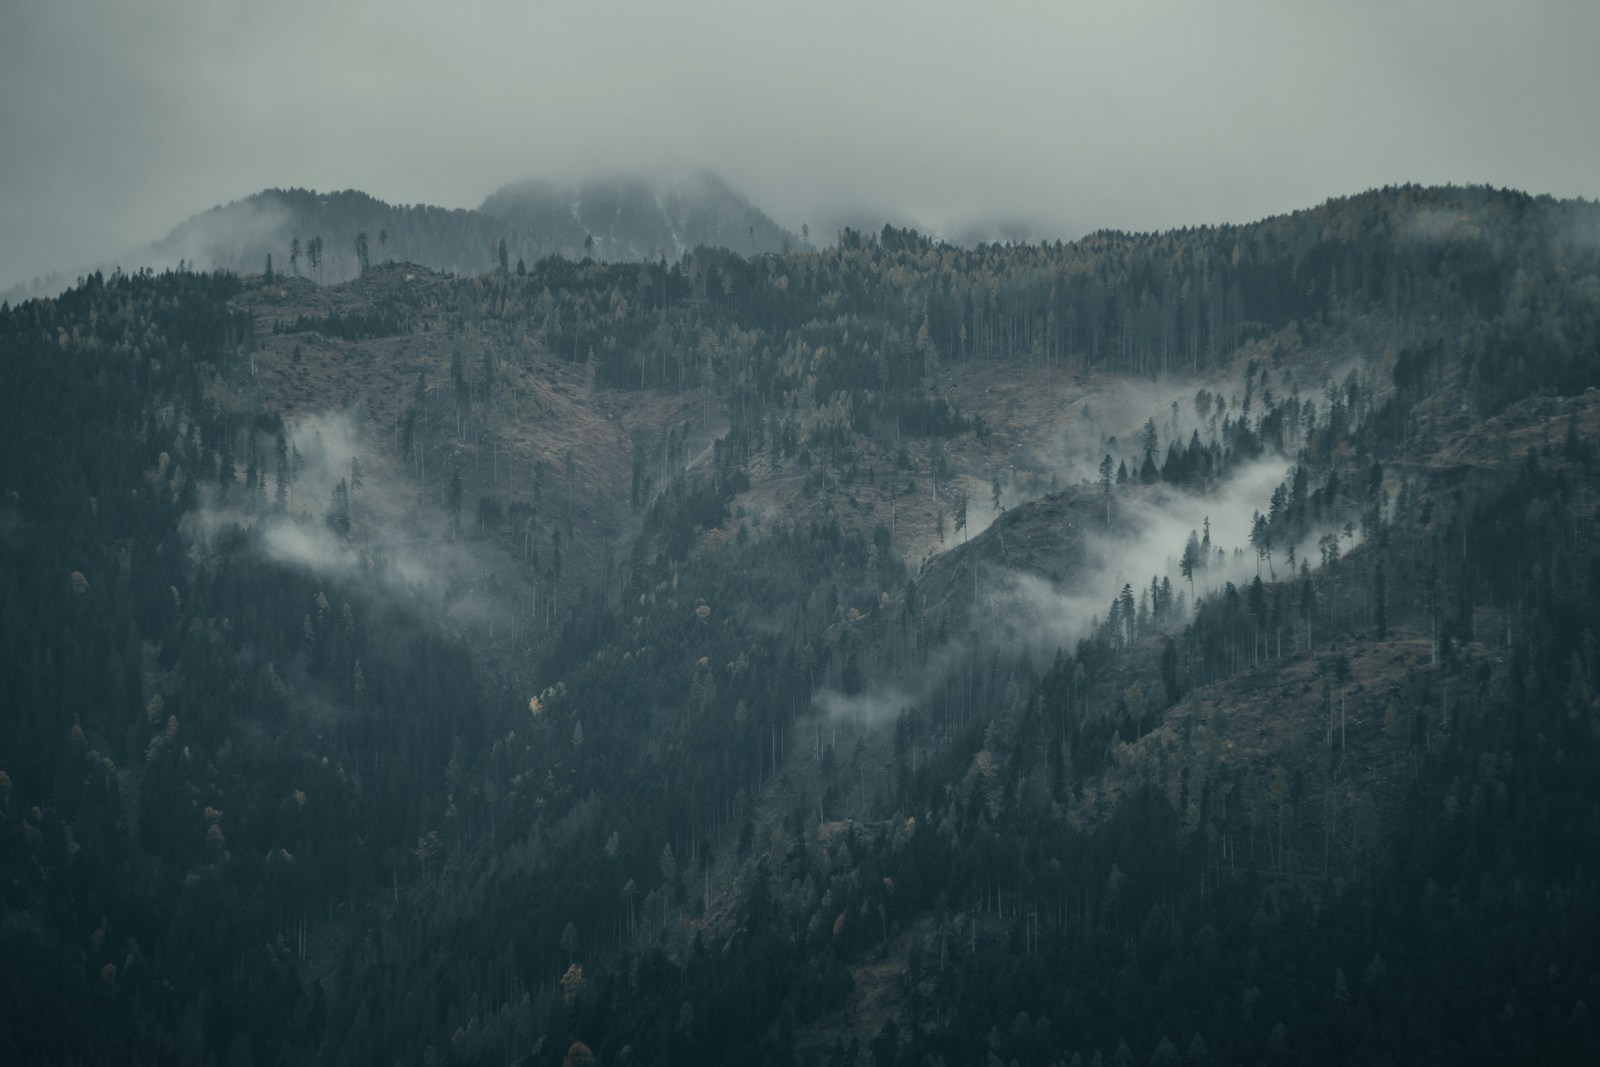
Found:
3,184 -> 1600,1065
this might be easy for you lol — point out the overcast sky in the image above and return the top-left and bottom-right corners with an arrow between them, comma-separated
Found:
3,0 -> 1598,287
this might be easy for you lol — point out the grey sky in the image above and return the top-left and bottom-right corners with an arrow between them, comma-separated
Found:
3,0 -> 1598,287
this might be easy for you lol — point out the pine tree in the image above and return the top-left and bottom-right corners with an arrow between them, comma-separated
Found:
1181,531 -> 1201,603
447,469 -> 463,539
1098,454 -> 1114,526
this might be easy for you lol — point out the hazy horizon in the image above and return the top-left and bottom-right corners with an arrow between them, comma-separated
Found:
5,0 -> 1599,288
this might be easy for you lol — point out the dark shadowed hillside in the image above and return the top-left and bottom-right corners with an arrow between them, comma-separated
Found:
3,185 -> 1600,1065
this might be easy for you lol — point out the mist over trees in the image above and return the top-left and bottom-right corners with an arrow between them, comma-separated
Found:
3,184 -> 1600,1064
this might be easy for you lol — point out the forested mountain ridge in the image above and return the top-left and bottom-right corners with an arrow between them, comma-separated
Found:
2,172 -> 797,303
479,171 -> 796,264
2,184 -> 1599,1065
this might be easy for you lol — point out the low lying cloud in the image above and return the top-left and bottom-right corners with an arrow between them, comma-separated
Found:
813,450 -> 1362,728
812,685 -> 918,731
191,412 -> 524,642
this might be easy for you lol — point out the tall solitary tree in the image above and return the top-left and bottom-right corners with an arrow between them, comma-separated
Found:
275,429 -> 290,511
325,479 -> 350,537
564,450 -> 576,535
1098,454 -> 1114,525
447,469 -> 463,539
1250,511 -> 1273,576
1181,530 -> 1201,602
1373,563 -> 1387,639
1118,583 -> 1137,645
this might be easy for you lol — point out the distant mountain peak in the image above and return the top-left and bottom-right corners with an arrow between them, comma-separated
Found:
480,169 -> 794,261
2,170 -> 798,301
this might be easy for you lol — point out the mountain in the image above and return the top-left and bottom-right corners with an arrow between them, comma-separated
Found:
480,170 -> 796,261
1,171 -> 797,303
3,184 -> 1600,1064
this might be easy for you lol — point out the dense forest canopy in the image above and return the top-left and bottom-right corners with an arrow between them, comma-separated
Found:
3,184 -> 1599,1065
